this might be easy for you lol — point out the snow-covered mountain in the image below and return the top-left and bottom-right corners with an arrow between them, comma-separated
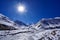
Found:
0,14 -> 19,30
14,20 -> 28,26
0,13 -> 60,40
35,17 -> 60,29
29,17 -> 60,40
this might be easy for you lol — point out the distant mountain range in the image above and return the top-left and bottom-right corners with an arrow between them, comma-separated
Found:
14,20 -> 28,26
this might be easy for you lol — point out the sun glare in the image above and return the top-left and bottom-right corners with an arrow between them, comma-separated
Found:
18,5 -> 25,13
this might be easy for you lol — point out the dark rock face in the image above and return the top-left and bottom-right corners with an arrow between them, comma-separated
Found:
0,24 -> 16,30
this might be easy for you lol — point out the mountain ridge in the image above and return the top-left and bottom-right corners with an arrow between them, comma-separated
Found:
0,13 -> 60,40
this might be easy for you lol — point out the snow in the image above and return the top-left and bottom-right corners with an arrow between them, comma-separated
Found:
0,29 -> 60,40
0,13 -> 60,40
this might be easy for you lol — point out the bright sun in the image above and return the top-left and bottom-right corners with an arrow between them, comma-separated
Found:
18,5 -> 25,13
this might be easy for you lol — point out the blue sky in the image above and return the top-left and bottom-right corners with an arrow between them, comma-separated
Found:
0,0 -> 60,24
